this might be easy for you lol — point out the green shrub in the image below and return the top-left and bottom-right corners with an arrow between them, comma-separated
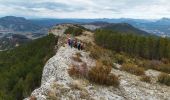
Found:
158,73 -> 170,86
114,54 -> 126,65
64,26 -> 83,36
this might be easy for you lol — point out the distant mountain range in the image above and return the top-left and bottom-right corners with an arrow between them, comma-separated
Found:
82,21 -> 150,36
102,23 -> 150,35
30,17 -> 170,37
1,16 -> 170,37
0,16 -> 48,39
0,16 -> 42,32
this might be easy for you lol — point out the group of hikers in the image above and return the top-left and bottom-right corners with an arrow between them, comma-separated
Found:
67,37 -> 84,50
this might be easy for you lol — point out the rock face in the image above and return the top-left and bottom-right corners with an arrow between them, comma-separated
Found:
25,24 -> 170,100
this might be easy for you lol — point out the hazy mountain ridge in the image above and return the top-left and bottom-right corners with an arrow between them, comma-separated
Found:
82,22 -> 150,35
0,16 -> 43,32
1,16 -> 170,37
102,23 -> 150,35
30,17 -> 170,37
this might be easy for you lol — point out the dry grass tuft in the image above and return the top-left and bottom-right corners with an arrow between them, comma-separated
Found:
68,61 -> 119,87
89,45 -> 101,59
72,56 -> 82,62
79,90 -> 90,99
76,52 -> 82,58
30,96 -> 37,100
161,58 -> 169,64
105,73 -> 120,86
68,65 -> 80,77
71,52 -> 83,62
140,75 -> 151,83
79,62 -> 88,77
68,63 -> 88,78
47,90 -> 58,100
158,73 -> 170,86
142,60 -> 170,74
121,63 -> 145,76
88,61 -> 119,87
69,80 -> 84,90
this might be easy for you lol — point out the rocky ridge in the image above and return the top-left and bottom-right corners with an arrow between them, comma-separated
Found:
25,24 -> 170,100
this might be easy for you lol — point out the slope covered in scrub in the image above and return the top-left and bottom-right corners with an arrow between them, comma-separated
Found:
0,34 -> 58,100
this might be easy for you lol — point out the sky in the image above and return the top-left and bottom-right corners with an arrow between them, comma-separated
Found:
0,0 -> 170,19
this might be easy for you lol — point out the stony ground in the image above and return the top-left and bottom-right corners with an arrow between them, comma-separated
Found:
25,24 -> 170,100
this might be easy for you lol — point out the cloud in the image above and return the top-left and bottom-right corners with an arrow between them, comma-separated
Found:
0,0 -> 170,19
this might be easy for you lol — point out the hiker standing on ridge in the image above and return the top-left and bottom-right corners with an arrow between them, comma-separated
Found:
77,41 -> 81,50
74,39 -> 77,48
70,39 -> 73,48
68,38 -> 71,46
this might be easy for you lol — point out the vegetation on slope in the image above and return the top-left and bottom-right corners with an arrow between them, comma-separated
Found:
121,63 -> 145,76
158,73 -> 170,86
93,29 -> 170,86
0,34 -> 31,50
68,50 -> 119,87
95,29 -> 170,60
102,23 -> 150,36
64,26 -> 83,36
0,34 -> 58,100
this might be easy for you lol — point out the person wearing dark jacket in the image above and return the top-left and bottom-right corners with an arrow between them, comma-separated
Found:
77,41 -> 81,50
68,38 -> 71,46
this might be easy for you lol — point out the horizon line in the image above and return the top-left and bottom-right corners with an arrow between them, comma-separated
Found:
0,15 -> 167,20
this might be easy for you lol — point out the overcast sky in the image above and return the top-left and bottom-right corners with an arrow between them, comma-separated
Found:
0,0 -> 170,19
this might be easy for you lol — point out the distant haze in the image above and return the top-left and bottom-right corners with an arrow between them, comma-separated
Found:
0,0 -> 170,19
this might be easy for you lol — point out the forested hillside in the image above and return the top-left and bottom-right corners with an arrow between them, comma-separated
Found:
0,34 -> 58,100
95,29 -> 170,60
101,23 -> 150,36
0,34 -> 31,50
